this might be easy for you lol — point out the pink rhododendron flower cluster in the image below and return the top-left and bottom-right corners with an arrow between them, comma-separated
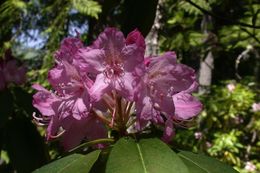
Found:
32,28 -> 202,150
0,50 -> 26,90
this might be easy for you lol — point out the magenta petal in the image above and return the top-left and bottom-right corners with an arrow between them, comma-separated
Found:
173,92 -> 202,120
90,74 -> 110,102
115,72 -> 137,101
136,94 -> 155,129
75,48 -> 105,73
125,29 -> 145,49
3,60 -> 26,85
48,61 -> 85,95
157,96 -> 175,118
48,65 -> 69,94
148,52 -> 196,94
84,116 -> 107,142
92,27 -> 125,51
46,115 -> 61,141
162,119 -> 175,143
60,119 -> 86,151
54,37 -> 83,63
61,116 -> 107,151
32,84 -> 58,116
149,52 -> 177,68
72,97 -> 89,120
14,65 -> 26,84
122,44 -> 145,72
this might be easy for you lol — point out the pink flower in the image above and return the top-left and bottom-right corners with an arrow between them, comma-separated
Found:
245,162 -> 256,172
252,102 -> 260,112
226,83 -> 235,92
32,37 -> 107,151
136,52 -> 202,142
32,27 -> 203,150
194,131 -> 203,140
76,28 -> 145,102
54,37 -> 84,63
3,60 -> 26,85
0,50 -> 26,90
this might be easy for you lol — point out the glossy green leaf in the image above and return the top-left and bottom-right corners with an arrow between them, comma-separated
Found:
106,138 -> 189,173
33,150 -> 101,173
178,151 -> 239,173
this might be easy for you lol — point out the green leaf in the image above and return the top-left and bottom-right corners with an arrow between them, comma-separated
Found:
0,90 -> 13,128
106,138 -> 189,173
178,151 -> 239,173
33,150 -> 101,173
72,0 -> 101,19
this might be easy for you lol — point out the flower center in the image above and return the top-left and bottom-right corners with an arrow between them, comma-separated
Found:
104,62 -> 125,79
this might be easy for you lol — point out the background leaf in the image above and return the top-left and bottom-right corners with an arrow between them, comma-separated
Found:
178,151 -> 239,173
72,0 -> 102,19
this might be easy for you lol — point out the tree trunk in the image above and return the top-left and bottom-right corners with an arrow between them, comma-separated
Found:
145,0 -> 162,56
198,15 -> 216,94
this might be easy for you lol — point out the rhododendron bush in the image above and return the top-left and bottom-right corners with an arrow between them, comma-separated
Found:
29,28 -> 238,173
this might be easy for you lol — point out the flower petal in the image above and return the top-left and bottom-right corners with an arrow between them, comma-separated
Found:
32,84 -> 58,116
173,92 -> 202,120
54,37 -> 83,63
115,72 -> 139,101
125,29 -> 145,49
161,119 -> 175,143
89,74 -> 111,102
92,27 -> 125,52
75,48 -> 105,73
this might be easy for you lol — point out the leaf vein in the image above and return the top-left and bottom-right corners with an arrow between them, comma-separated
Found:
136,143 -> 148,173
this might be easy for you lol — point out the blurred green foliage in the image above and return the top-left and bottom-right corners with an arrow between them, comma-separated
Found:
174,80 -> 260,172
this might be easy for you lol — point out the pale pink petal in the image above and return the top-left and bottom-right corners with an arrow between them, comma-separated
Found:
161,119 -> 175,143
48,61 -> 85,96
89,74 -> 110,102
54,37 -> 83,63
75,48 -> 105,73
173,92 -> 202,120
46,115 -> 61,141
136,93 -> 156,129
71,96 -> 89,120
157,96 -> 175,118
122,44 -> 145,72
32,84 -> 58,116
125,29 -> 145,49
92,27 -> 125,52
115,72 -> 138,101
148,52 -> 196,95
